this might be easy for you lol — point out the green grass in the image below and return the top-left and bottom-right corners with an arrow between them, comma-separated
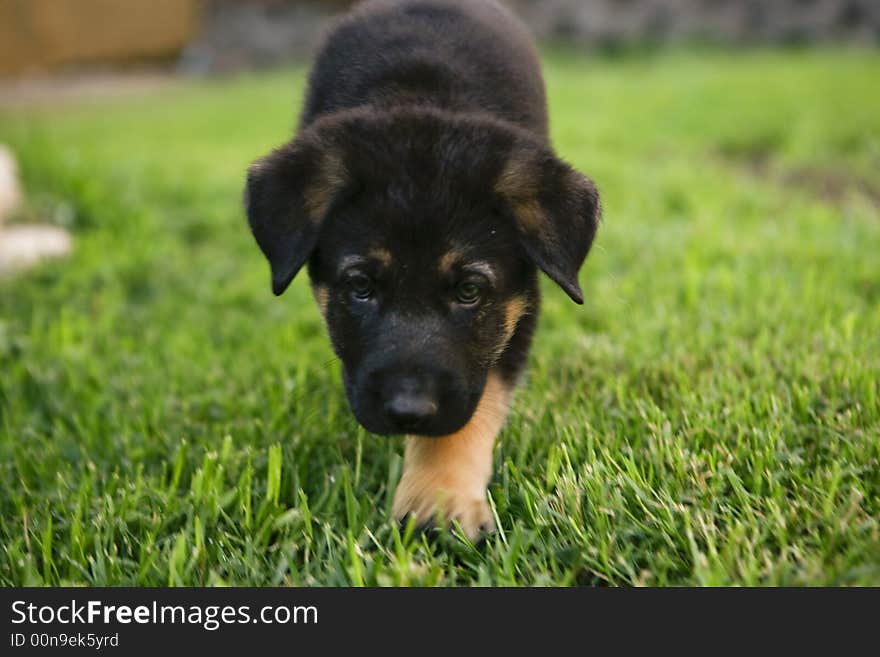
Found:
1,48 -> 879,586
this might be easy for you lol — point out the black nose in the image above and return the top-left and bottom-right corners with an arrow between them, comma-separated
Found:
385,391 -> 439,431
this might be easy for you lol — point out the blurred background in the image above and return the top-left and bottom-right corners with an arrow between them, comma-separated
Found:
2,0 -> 878,272
1,0 -> 878,80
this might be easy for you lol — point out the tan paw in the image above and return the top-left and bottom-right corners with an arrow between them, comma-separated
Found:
393,481 -> 496,541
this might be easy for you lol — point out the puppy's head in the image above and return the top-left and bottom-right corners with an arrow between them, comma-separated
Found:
245,108 -> 600,436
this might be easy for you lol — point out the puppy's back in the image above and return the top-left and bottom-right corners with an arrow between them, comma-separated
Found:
301,0 -> 548,139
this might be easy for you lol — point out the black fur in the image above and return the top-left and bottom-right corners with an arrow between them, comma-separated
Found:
245,0 -> 601,437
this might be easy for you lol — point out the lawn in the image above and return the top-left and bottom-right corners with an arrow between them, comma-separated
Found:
0,48 -> 878,586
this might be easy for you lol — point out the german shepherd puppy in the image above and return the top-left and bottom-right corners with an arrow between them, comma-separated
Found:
245,0 -> 600,539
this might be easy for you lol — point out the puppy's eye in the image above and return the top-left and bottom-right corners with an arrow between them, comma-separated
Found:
454,280 -> 482,305
347,273 -> 374,300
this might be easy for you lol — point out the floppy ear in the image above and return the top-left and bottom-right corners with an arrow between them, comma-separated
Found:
495,144 -> 601,304
244,139 -> 349,295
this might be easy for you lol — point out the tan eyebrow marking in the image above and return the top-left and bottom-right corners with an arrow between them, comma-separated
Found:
439,248 -> 465,274
439,251 -> 497,283
369,247 -> 392,268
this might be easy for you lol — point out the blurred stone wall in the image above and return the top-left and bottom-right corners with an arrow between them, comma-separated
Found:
179,0 -> 347,74
182,0 -> 880,74
4,0 -> 875,78
507,0 -> 880,45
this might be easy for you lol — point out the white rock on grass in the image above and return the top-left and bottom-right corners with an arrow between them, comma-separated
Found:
0,226 -> 73,275
0,144 -> 73,275
0,144 -> 21,223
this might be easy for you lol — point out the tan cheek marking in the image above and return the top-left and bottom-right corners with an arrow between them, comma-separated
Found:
311,283 -> 329,317
391,373 -> 512,538
502,296 -> 529,345
303,150 -> 347,222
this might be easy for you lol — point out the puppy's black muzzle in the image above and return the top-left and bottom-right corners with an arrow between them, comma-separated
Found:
347,357 -> 477,437
383,375 -> 440,433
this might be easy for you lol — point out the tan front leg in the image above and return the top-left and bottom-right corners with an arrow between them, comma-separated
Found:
392,373 -> 511,540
